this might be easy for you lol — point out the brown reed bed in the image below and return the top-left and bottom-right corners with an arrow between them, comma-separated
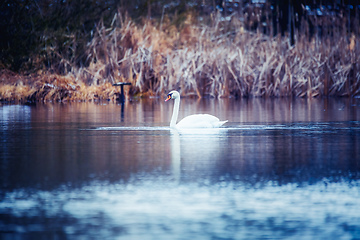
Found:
0,69 -> 121,103
69,11 -> 360,98
1,11 -> 359,102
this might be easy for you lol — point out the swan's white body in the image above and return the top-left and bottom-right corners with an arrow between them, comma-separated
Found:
165,90 -> 228,129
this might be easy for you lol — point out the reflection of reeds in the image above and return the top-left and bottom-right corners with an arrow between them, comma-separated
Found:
1,10 -> 359,102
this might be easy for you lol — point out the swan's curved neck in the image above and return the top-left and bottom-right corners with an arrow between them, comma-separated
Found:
170,96 -> 180,128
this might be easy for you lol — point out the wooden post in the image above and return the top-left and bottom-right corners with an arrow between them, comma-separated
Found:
112,82 -> 131,103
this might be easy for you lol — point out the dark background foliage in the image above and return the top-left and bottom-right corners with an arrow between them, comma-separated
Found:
0,0 -> 359,72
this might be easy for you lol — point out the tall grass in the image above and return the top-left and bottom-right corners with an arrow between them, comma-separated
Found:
0,69 -> 119,102
71,10 -> 359,98
1,9 -> 359,102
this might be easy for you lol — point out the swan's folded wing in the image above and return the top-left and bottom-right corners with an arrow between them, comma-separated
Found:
176,114 -> 227,128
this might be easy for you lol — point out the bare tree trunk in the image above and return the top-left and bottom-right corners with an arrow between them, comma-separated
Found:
147,0 -> 151,19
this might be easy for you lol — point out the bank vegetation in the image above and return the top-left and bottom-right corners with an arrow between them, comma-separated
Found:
0,1 -> 359,102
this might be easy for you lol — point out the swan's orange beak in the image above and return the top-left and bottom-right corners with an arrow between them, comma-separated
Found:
165,94 -> 171,102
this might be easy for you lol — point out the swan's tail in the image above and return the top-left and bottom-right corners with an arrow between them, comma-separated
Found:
218,120 -> 228,127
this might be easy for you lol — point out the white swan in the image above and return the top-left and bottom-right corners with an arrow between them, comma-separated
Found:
165,90 -> 228,129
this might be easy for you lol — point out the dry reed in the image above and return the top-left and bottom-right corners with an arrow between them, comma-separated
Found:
1,10 -> 359,102
0,69 -> 120,102
70,11 -> 359,98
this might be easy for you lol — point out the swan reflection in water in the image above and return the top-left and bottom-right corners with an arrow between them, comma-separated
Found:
170,128 -> 229,183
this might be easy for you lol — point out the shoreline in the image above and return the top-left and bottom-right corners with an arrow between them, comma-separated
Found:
0,69 -> 126,103
1,68 -> 358,105
1,68 -> 359,104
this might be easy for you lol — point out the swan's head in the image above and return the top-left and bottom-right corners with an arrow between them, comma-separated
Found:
165,90 -> 180,102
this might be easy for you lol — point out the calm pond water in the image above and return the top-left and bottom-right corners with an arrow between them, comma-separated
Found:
1,97 -> 360,239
